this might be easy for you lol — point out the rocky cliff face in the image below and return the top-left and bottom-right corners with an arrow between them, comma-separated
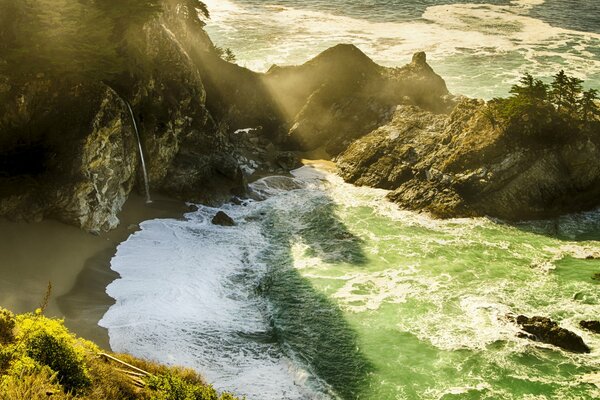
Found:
338,98 -> 600,220
3,2 -> 596,230
0,9 -> 244,232
0,4 -> 456,233
0,82 -> 138,231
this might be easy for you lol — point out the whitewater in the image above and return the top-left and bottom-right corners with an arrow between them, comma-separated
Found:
100,162 -> 600,399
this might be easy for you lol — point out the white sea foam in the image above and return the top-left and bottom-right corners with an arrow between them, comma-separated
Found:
100,204 -> 328,399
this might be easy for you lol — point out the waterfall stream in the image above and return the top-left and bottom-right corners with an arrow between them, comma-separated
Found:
125,101 -> 152,204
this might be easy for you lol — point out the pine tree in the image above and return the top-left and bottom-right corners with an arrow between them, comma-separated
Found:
551,70 -> 569,112
509,73 -> 549,103
551,70 -> 584,115
579,88 -> 600,123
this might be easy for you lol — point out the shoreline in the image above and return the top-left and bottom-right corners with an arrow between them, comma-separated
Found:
0,192 -> 191,349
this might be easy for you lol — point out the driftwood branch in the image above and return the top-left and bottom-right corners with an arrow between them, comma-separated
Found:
99,352 -> 155,388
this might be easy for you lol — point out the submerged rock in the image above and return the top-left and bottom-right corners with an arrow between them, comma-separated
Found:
514,315 -> 590,353
212,211 -> 235,226
580,320 -> 600,334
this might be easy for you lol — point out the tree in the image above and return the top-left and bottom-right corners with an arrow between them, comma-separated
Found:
215,46 -> 237,62
579,88 -> 600,123
163,0 -> 209,27
509,73 -> 549,102
551,70 -> 569,112
490,73 -> 553,138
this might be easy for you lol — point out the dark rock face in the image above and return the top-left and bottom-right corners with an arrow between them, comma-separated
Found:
514,315 -> 590,353
263,45 -> 452,154
337,98 -> 600,220
0,82 -> 138,232
0,9 -> 249,231
211,211 -> 235,227
580,320 -> 600,334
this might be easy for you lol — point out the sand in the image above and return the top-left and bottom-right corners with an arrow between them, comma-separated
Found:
0,193 -> 191,349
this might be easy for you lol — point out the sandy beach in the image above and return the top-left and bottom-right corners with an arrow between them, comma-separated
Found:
0,193 -> 191,349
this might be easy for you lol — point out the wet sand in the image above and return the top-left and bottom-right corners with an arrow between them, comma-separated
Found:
0,193 -> 191,349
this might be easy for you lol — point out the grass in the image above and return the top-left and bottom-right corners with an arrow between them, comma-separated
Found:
0,307 -> 241,400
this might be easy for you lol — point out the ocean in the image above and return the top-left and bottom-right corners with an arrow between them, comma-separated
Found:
202,0 -> 600,99
100,2 -> 600,399
100,163 -> 600,399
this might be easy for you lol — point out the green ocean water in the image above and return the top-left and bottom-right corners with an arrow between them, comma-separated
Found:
101,1 -> 600,397
257,167 -> 600,399
102,166 -> 600,399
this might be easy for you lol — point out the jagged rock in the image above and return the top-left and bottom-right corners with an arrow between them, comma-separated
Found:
275,152 -> 302,171
580,320 -> 600,334
212,211 -> 235,226
513,315 -> 590,353
265,46 -> 452,154
337,98 -> 600,220
0,9 -> 247,231
0,82 -> 137,232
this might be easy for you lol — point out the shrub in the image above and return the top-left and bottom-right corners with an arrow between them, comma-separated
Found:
0,368 -> 68,400
146,371 -> 238,400
0,308 -> 15,344
26,332 -> 91,394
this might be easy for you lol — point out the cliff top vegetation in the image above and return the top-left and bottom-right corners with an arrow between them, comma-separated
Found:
0,305 -> 240,400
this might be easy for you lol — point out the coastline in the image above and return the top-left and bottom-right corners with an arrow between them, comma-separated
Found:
0,192 -> 192,349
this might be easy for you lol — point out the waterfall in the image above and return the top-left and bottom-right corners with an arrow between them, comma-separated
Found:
125,101 -> 152,204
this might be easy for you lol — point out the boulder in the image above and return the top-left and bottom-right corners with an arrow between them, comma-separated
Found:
514,315 -> 590,353
212,211 -> 235,226
580,320 -> 600,334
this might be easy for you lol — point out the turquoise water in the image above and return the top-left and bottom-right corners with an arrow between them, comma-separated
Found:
202,0 -> 600,98
101,165 -> 600,399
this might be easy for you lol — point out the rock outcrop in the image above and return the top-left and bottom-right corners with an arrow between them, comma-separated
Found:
338,98 -> 600,220
0,8 -> 247,232
4,0 -> 596,231
580,320 -> 600,334
512,315 -> 590,353
0,82 -> 138,232
266,46 -> 452,155
211,211 -> 235,226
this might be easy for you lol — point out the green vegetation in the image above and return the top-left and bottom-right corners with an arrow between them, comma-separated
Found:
0,307 -> 240,400
0,0 -> 210,83
487,71 -> 599,141
214,47 -> 237,63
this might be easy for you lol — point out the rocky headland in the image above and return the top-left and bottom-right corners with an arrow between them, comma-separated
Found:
337,95 -> 600,220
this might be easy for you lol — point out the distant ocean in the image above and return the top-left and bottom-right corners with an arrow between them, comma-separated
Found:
203,0 -> 600,98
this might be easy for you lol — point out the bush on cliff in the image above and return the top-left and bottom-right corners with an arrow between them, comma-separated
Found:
488,71 -> 599,142
0,308 -> 240,400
